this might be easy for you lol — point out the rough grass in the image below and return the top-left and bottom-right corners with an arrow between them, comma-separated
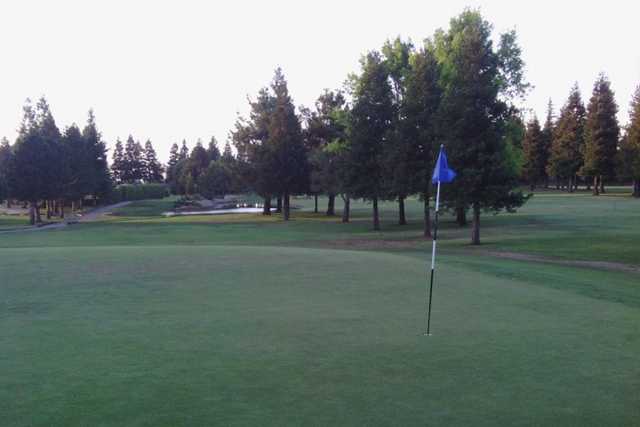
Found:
1,191 -> 639,426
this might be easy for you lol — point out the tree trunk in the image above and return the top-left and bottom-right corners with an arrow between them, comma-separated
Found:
341,195 -> 350,223
567,176 -> 574,193
276,196 -> 282,213
592,175 -> 599,196
35,202 -> 42,223
456,206 -> 467,226
599,177 -> 605,194
423,194 -> 431,238
262,197 -> 271,215
59,199 -> 65,219
398,196 -> 406,225
283,192 -> 290,221
46,200 -> 52,219
372,197 -> 380,231
29,201 -> 37,225
633,180 -> 640,197
326,194 -> 336,216
314,194 -> 318,213
471,203 -> 481,245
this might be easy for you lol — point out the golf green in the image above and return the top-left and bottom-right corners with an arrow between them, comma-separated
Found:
2,241 -> 639,426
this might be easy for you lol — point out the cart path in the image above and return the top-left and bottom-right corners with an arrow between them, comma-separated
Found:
0,201 -> 131,234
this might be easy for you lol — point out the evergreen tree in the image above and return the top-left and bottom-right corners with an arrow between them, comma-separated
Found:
303,89 -> 347,216
143,139 -> 164,183
181,140 -> 210,193
111,139 -> 125,184
381,36 -> 414,225
122,136 -> 144,183
267,68 -> 309,221
521,116 -> 545,190
60,124 -> 88,204
581,74 -> 619,195
82,110 -> 111,198
7,98 -> 60,224
221,142 -> 234,163
166,143 -> 180,190
399,44 -> 441,236
207,137 -> 221,163
231,87 -> 278,214
179,139 -> 189,160
618,85 -> 640,197
547,84 -> 586,192
346,51 -> 394,230
540,99 -> 554,187
435,10 -> 529,244
0,137 -> 12,203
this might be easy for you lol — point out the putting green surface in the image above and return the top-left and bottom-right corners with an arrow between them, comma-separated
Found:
1,193 -> 639,425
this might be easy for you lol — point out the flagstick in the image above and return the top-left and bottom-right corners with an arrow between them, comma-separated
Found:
426,180 -> 441,336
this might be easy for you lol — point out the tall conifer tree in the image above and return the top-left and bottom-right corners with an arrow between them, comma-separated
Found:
347,51 -> 394,230
581,74 -> 619,194
547,84 -> 586,192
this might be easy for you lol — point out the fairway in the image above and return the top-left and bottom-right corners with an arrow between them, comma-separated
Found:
1,194 -> 639,426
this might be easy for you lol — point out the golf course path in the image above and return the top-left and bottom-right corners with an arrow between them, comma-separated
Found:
75,201 -> 131,222
482,250 -> 640,274
0,201 -> 131,234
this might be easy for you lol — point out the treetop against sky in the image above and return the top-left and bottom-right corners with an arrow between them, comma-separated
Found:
0,0 -> 638,162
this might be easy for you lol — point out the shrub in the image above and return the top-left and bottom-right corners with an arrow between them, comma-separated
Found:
108,183 -> 169,203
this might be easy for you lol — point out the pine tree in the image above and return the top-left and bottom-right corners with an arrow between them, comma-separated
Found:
547,84 -> 586,192
347,51 -> 394,230
82,110 -> 111,199
581,74 -> 619,195
166,143 -> 180,190
267,68 -> 310,221
521,116 -> 545,190
381,36 -> 413,225
541,99 -> 554,188
221,142 -> 234,163
179,139 -> 189,160
207,137 -> 221,163
303,89 -> 347,216
122,136 -> 144,183
7,98 -> 61,224
401,44 -> 441,236
435,10 -> 529,244
60,124 -> 87,203
231,86 -> 278,214
111,139 -> 125,184
0,137 -> 12,203
143,140 -> 164,183
618,85 -> 640,197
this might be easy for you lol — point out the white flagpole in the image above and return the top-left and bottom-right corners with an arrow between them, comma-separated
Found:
426,180 -> 441,336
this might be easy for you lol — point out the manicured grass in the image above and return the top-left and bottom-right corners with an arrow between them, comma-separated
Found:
1,191 -> 639,425
0,215 -> 29,230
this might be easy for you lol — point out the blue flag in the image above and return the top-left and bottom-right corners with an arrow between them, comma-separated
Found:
431,145 -> 456,184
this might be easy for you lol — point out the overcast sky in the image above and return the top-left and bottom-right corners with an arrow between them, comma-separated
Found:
1,0 -> 638,161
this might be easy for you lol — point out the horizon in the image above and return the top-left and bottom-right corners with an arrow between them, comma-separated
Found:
1,0 -> 638,162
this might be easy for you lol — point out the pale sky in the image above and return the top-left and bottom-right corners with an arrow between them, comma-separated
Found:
1,0 -> 638,162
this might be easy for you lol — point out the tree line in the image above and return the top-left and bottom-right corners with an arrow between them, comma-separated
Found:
227,10 -> 531,244
521,79 -> 640,197
0,98 -> 111,224
2,9 -> 639,241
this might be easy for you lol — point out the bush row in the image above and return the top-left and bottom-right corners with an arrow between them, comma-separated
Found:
108,183 -> 170,202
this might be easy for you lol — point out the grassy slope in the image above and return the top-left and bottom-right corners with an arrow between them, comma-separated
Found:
1,192 -> 639,426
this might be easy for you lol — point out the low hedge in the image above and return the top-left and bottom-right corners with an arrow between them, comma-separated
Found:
108,183 -> 170,202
